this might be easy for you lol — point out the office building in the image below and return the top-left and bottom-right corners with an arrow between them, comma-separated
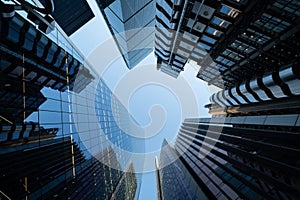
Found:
96,0 -> 156,69
40,0 -> 95,36
179,117 -> 300,199
156,139 -> 207,200
156,1 -> 300,197
207,62 -> 300,116
154,0 -> 299,88
156,116 -> 300,199
0,1 -> 141,199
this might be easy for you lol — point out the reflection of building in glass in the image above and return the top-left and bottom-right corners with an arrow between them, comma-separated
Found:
95,79 -> 144,198
0,72 -> 46,123
110,163 -> 138,200
0,136 -> 137,200
156,139 -> 207,200
0,121 -> 58,144
0,9 -> 94,124
0,2 -> 141,199
0,11 -> 94,94
96,0 -> 156,69
154,0 -> 299,87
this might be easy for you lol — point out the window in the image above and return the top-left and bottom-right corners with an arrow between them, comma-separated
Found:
240,29 -> 271,45
194,47 -> 207,56
179,41 -> 194,51
220,4 -> 240,18
216,56 -> 235,67
273,0 -> 300,17
212,17 -> 231,28
25,71 -> 37,81
201,35 -> 216,45
253,13 -> 291,33
183,32 -> 199,43
222,49 -> 244,61
9,66 -> 23,77
198,43 -> 211,51
206,27 -> 223,37
231,40 -> 256,54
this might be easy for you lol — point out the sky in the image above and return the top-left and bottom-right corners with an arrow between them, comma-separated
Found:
70,0 -> 220,199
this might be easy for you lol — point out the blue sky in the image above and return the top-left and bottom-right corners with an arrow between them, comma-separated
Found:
70,0 -> 219,199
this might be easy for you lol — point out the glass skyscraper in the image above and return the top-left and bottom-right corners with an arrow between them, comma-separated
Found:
96,0 -> 156,69
155,1 -> 300,199
156,140 -> 207,200
0,1 -> 142,199
157,115 -> 300,199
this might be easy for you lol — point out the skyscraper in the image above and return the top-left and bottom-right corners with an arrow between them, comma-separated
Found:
207,62 -> 300,116
156,140 -> 207,200
154,0 -> 299,88
96,0 -> 156,69
155,1 -> 300,199
0,1 -> 142,199
40,0 -> 95,36
157,115 -> 300,199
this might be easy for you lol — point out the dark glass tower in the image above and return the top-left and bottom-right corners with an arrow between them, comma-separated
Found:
156,139 -> 207,200
96,0 -> 156,69
40,0 -> 95,36
157,115 -> 300,199
173,117 -> 300,199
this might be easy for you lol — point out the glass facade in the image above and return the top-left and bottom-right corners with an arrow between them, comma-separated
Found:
153,1 -> 300,199
156,140 -> 208,200
172,117 -> 300,199
0,2 -> 141,199
96,0 -> 156,69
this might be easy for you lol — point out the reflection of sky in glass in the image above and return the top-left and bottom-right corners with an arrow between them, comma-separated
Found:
95,79 -> 146,154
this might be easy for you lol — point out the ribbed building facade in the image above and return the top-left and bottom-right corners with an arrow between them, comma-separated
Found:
96,0 -> 156,69
156,116 -> 300,200
154,0 -> 299,88
208,62 -> 300,115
